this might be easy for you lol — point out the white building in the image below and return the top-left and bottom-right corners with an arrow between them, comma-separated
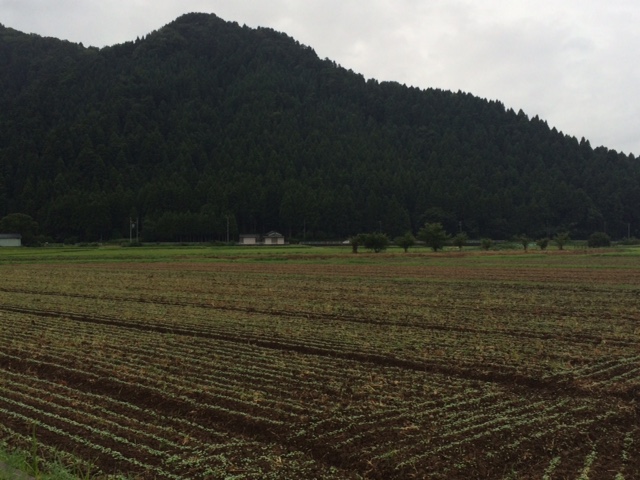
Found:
263,231 -> 285,245
238,234 -> 261,245
238,231 -> 285,245
0,234 -> 22,247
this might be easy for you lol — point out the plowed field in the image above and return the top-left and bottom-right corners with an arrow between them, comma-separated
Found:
0,249 -> 638,479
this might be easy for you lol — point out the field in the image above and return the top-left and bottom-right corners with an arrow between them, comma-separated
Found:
0,245 -> 638,479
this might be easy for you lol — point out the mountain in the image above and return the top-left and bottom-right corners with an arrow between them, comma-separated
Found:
1,12 -> 639,243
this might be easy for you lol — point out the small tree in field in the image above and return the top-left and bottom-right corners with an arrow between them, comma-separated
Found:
353,233 -> 389,253
514,234 -> 531,251
394,232 -> 416,253
480,238 -> 494,250
554,232 -> 570,250
350,234 -> 366,253
536,238 -> 549,250
587,231 -> 611,248
418,222 -> 450,252
362,232 -> 390,253
452,232 -> 468,251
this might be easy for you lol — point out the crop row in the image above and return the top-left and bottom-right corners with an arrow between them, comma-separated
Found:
3,338 -> 633,480
1,256 -> 639,479
2,292 -> 636,403
3,262 -> 639,336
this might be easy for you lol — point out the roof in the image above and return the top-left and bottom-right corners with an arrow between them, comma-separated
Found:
239,232 -> 284,238
0,233 -> 21,239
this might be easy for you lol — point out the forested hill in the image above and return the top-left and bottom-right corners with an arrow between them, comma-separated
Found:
1,13 -> 639,243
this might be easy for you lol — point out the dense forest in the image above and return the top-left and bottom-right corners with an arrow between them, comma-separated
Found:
1,12 -> 639,243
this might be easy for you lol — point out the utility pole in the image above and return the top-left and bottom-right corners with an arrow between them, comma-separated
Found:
226,215 -> 230,244
129,218 -> 137,244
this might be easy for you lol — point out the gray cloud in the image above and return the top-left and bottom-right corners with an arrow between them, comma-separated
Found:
2,0 -> 639,154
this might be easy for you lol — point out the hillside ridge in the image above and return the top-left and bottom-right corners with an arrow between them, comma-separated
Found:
0,13 -> 638,242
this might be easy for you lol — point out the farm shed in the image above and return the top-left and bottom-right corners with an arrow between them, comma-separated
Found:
239,234 -> 261,245
0,234 -> 22,247
263,231 -> 285,245
238,232 -> 285,245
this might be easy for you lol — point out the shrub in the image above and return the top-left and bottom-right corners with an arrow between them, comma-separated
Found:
452,232 -> 469,251
554,232 -> 570,250
394,232 -> 416,253
418,222 -> 450,252
587,232 -> 611,248
480,238 -> 494,250
362,232 -> 390,253
619,236 -> 640,246
122,241 -> 143,247
351,233 -> 389,253
514,234 -> 531,251
536,238 -> 549,250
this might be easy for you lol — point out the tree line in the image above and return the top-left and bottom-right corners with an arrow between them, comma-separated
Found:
1,13 -> 639,243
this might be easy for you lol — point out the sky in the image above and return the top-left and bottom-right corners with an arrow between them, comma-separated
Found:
2,0 -> 639,155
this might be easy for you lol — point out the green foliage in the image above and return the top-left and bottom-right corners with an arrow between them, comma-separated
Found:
350,232 -> 391,253
618,236 -> 640,246
480,238 -> 494,250
358,232 -> 390,253
1,16 -> 639,243
418,222 -> 450,252
536,238 -> 549,250
349,234 -> 366,253
0,213 -> 38,245
514,234 -> 531,251
554,232 -> 570,250
451,232 -> 468,251
587,231 -> 611,248
0,432 -> 95,480
394,232 -> 416,253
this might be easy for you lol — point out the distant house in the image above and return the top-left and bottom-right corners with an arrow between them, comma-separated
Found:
0,234 -> 22,247
238,231 -> 285,245
238,234 -> 262,245
263,231 -> 285,245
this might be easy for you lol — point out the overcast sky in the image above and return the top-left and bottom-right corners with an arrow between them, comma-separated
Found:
2,1 -> 639,155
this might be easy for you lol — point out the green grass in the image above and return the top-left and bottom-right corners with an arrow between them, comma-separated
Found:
1,242 -> 638,267
0,440 -> 97,480
0,244 -> 325,264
